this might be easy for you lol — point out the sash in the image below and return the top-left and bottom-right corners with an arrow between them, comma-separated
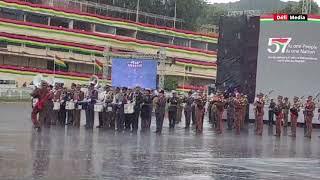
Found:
35,92 -> 51,110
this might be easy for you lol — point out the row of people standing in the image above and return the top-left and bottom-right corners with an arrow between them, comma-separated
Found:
207,92 -> 248,135
256,94 -> 316,138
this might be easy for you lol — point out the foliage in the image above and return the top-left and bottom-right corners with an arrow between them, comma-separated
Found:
277,1 -> 319,14
164,76 -> 178,91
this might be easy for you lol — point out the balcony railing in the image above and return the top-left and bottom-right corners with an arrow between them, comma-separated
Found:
19,0 -> 185,29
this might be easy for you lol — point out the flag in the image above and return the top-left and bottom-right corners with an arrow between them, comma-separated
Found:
54,55 -> 67,68
94,59 -> 103,71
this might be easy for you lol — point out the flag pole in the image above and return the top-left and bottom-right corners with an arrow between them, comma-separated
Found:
93,59 -> 96,75
183,65 -> 186,91
53,55 -> 56,76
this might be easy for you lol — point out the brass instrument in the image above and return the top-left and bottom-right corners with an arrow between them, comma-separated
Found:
32,74 -> 44,88
89,75 -> 99,88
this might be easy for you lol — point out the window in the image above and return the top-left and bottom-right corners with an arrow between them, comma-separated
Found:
136,32 -> 170,44
74,20 -> 92,32
0,8 -> 24,21
173,37 -> 189,47
185,66 -> 192,72
26,13 -> 48,25
116,28 -> 136,38
50,17 -> 69,28
191,40 -> 206,50
95,24 -> 116,34
208,43 -> 217,51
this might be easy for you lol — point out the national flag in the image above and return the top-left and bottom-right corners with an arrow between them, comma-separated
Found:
94,59 -> 103,71
54,55 -> 67,68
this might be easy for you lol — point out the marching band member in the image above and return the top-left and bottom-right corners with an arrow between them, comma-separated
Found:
66,83 -> 76,126
52,83 -> 62,125
214,91 -> 226,134
30,81 -> 53,131
234,93 -> 242,135
58,86 -> 68,126
240,94 -> 248,129
274,96 -> 284,137
155,90 -> 166,134
195,91 -> 206,133
140,89 -> 153,132
268,99 -> 276,126
226,94 -> 235,130
304,96 -> 315,138
176,92 -> 184,124
114,87 -> 125,131
184,91 -> 194,129
103,86 -> 114,129
167,91 -> 179,129
133,87 -> 143,133
290,96 -> 300,137
73,84 -> 84,128
254,93 -> 265,136
97,86 -> 107,129
84,82 -> 98,129
282,97 -> 291,127
124,88 -> 135,132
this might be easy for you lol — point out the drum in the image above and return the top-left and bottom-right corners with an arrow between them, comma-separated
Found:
53,102 -> 60,110
124,103 -> 135,114
94,104 -> 104,112
106,106 -> 113,112
32,98 -> 38,107
66,101 -> 75,110
77,104 -> 82,110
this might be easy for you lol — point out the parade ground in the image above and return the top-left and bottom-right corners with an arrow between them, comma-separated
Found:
1,103 -> 320,180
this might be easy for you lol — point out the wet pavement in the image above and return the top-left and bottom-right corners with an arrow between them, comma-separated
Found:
1,103 -> 320,180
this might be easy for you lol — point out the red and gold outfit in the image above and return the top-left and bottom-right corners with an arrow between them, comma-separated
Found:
290,97 -> 300,137
213,94 -> 226,134
254,97 -> 265,136
305,99 -> 315,138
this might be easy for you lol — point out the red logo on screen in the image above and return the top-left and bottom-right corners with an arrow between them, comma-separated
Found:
267,38 -> 292,53
273,14 -> 288,21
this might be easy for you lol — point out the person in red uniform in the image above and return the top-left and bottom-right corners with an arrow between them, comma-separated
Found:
234,93 -> 242,135
304,96 -> 315,138
254,93 -> 265,136
214,91 -> 226,134
30,81 -> 53,131
195,91 -> 206,134
290,96 -> 300,137
73,84 -> 84,128
274,96 -> 284,137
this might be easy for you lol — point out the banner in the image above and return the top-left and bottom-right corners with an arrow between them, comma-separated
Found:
112,58 -> 157,89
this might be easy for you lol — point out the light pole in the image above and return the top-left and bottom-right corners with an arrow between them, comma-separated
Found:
103,45 -> 111,80
158,47 -> 166,90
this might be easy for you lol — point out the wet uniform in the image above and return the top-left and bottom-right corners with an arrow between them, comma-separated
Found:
290,98 -> 300,137
304,100 -> 315,138
254,98 -> 265,136
155,95 -> 166,133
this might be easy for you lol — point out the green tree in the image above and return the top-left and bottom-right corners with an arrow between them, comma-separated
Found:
197,5 -> 227,26
279,0 -> 319,14
164,76 -> 178,91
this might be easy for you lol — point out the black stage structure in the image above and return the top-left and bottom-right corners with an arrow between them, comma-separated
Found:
216,15 -> 260,103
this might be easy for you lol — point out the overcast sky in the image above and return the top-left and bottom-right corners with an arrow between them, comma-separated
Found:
207,0 -> 320,5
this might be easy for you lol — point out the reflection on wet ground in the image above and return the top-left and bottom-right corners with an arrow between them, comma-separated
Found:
0,103 -> 320,180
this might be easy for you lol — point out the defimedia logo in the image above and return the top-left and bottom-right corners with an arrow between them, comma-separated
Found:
273,14 -> 308,21
267,38 -> 292,53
